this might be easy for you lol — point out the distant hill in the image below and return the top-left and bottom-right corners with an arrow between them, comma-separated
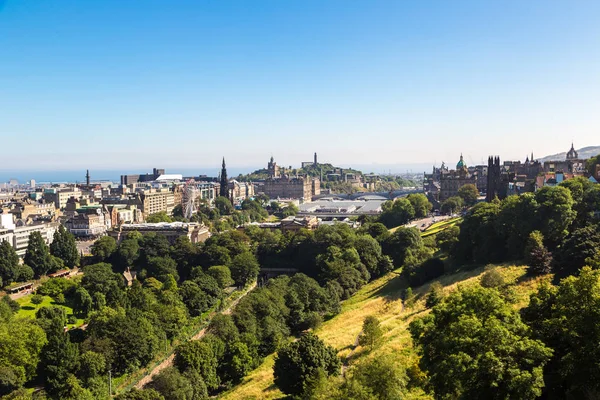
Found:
538,146 -> 600,162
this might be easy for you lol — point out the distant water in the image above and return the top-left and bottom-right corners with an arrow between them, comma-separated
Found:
0,164 -> 431,184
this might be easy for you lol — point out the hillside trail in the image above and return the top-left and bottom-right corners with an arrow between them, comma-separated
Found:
133,282 -> 257,390
341,330 -> 363,376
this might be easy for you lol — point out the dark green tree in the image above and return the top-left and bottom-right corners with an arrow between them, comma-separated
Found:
149,367 -> 195,400
73,287 -> 93,317
50,225 -> 80,269
273,332 -> 341,397
145,212 -> 173,223
522,267 -> 600,398
207,265 -> 233,289
0,240 -> 20,285
379,198 -> 415,228
214,196 -> 233,216
115,388 -> 165,400
410,285 -> 552,399
24,231 -> 53,277
229,251 -> 259,286
90,236 -> 117,262
174,341 -> 219,390
534,186 -> 576,248
524,230 -> 552,275
553,225 -> 600,278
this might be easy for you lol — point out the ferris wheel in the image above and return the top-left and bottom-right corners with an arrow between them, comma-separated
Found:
182,180 -> 200,219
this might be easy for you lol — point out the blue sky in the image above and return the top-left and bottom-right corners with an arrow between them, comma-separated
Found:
1,0 -> 599,172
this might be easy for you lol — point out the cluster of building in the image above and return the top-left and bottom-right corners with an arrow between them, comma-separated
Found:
424,143 -> 600,205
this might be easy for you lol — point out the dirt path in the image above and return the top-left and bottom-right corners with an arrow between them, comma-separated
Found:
133,282 -> 257,390
341,330 -> 362,376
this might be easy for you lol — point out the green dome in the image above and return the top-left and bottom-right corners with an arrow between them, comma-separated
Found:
456,154 -> 466,169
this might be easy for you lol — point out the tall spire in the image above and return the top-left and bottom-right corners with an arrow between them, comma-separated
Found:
219,157 -> 228,198
85,169 -> 90,186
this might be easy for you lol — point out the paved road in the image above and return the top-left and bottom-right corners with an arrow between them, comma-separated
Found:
76,240 -> 95,256
405,215 -> 450,231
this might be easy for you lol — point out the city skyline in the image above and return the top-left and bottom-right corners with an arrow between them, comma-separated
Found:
2,1 -> 600,169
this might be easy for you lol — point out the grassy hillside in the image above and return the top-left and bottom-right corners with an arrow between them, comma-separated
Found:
219,263 -> 549,400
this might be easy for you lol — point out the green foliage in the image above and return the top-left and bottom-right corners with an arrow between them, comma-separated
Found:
406,193 -> 432,218
175,341 -> 219,390
553,225 -> 600,279
358,316 -> 383,350
379,198 -> 415,228
148,367 -> 197,400
214,196 -> 234,215
90,236 -> 117,262
273,332 -> 341,397
522,268 -> 600,397
115,388 -> 165,400
145,212 -> 173,223
349,355 -> 408,400
435,225 -> 459,254
0,240 -> 20,286
410,285 -> 552,399
24,231 -> 53,277
0,318 -> 46,395
37,277 -> 76,299
457,183 -> 479,206
425,281 -> 444,308
402,257 -> 444,287
229,251 -> 259,286
81,263 -> 126,308
524,230 -> 552,275
534,186 -> 576,247
31,294 -> 44,305
440,196 -> 464,215
207,265 -> 233,289
50,225 -> 80,269
72,287 -> 93,317
480,268 -> 506,289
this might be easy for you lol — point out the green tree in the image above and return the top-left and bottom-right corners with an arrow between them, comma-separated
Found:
410,285 -> 552,399
24,231 -> 53,277
524,230 -> 552,275
0,240 -> 20,286
0,318 -> 47,395
425,281 -> 444,308
115,388 -> 165,400
457,183 -> 479,206
229,251 -> 259,286
440,196 -> 464,215
207,265 -> 233,289
145,212 -> 173,223
220,341 -> 254,384
379,198 -> 415,228
113,236 -> 140,272
281,203 -> 299,217
407,193 -> 432,218
553,225 -> 600,278
522,268 -> 600,398
534,186 -> 576,248
73,287 -> 93,317
273,332 -> 341,397
358,315 -> 383,350
50,225 -> 80,269
90,236 -> 117,262
214,196 -> 233,215
349,355 -> 408,400
174,341 -> 219,390
149,367 -> 196,400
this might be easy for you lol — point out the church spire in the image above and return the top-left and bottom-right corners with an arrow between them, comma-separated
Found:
219,158 -> 229,198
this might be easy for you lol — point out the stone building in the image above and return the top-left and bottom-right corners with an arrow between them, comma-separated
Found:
263,175 -> 320,201
439,155 -> 478,201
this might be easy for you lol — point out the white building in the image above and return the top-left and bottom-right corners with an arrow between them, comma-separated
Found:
0,213 -> 59,257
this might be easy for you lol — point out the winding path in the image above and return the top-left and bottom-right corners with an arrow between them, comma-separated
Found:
132,282 -> 257,390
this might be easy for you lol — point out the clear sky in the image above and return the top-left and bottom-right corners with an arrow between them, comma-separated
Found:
1,0 -> 599,173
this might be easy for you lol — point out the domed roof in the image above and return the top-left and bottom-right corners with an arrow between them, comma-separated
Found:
456,154 -> 467,169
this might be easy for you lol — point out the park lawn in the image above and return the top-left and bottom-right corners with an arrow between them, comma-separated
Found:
218,263 -> 546,400
421,218 -> 461,237
16,295 -> 85,328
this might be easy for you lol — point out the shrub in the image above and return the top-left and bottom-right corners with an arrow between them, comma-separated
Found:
425,282 -> 444,308
403,257 -> 445,287
31,294 -> 44,305
480,268 -> 505,289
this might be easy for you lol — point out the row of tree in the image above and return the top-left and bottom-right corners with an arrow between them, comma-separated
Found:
0,225 -> 79,287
